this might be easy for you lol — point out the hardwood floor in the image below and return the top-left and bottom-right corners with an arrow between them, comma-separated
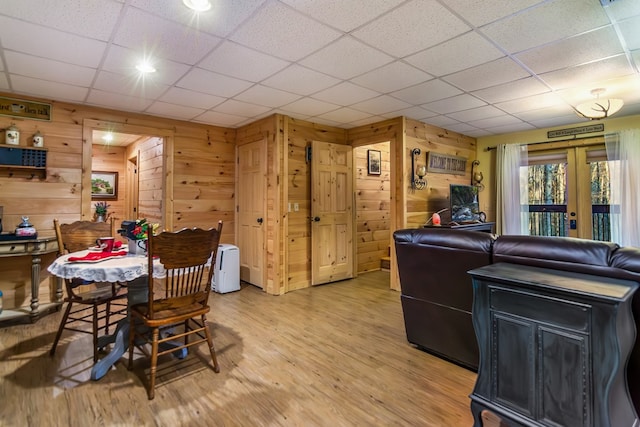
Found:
0,271 -> 477,426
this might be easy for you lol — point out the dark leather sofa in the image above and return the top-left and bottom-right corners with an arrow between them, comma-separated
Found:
394,228 -> 640,411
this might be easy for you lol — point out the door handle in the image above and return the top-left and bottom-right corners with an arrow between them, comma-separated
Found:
312,216 -> 320,222
257,217 -> 263,224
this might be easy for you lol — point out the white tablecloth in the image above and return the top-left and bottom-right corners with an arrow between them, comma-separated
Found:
47,250 -> 166,282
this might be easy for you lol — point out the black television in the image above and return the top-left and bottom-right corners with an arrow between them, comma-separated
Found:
450,184 -> 480,223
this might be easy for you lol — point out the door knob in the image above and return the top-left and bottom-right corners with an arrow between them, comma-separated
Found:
257,217 -> 263,224
312,216 -> 320,222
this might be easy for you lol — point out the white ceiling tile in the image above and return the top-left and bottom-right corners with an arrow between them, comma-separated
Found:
192,110 -> 247,127
234,85 -> 301,107
229,2 -> 341,61
463,129 -> 493,138
538,55 -> 634,90
602,0 -> 640,23
351,61 -> 433,93
199,41 -> 290,82
86,89 -> 154,111
350,95 -> 412,115
352,0 -> 470,57
113,7 -> 220,65
261,65 -> 341,96
447,105 -> 504,122
0,0 -> 123,40
0,74 -> 8,90
145,101 -> 205,120
467,114 -> 523,129
516,27 -> 624,74
4,52 -> 96,86
130,0 -> 266,37
445,0 -> 546,27
472,77 -> 550,104
445,123 -> 481,134
281,0 -> 404,32
424,115 -> 461,127
300,36 -> 393,80
311,82 -> 380,105
0,16 -> 107,67
280,98 -> 340,116
444,57 -> 531,91
159,87 -> 225,109
10,75 -> 88,102
618,15 -> 640,50
481,0 -> 610,54
391,79 -> 462,105
316,107 -> 371,123
93,70 -> 169,99
515,106 -> 578,122
497,92 -> 570,114
177,68 -> 253,97
422,94 -> 487,115
102,45 -> 191,86
484,122 -> 536,134
381,106 -> 438,121
405,32 -> 504,77
214,99 -> 272,117
526,114 -> 587,128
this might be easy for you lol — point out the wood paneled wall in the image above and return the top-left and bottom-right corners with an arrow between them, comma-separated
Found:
91,144 -> 126,223
355,142 -> 390,273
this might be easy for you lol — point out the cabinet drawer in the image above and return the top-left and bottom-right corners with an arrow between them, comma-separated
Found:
490,286 -> 590,332
0,242 -> 29,255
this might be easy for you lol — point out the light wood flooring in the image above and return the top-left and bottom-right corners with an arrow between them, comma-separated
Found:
0,271 -> 477,426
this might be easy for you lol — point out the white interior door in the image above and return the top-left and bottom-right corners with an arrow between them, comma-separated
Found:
237,139 -> 266,288
311,141 -> 354,285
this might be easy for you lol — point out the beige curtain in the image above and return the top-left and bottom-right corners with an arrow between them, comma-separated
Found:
495,143 -> 528,235
605,129 -> 640,247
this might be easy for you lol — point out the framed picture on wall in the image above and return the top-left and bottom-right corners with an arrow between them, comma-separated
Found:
368,150 -> 381,175
91,171 -> 118,200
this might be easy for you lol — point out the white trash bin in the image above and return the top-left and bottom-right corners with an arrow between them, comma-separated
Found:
212,244 -> 240,293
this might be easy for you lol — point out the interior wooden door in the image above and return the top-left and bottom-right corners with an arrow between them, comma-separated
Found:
237,139 -> 266,288
311,141 -> 354,285
126,152 -> 140,220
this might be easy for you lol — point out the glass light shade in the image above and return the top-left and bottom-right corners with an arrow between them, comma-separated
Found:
575,98 -> 624,120
415,164 -> 426,178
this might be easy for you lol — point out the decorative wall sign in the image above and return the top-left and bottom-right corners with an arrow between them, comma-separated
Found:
0,96 -> 52,121
547,124 -> 604,138
91,171 -> 118,200
367,149 -> 381,175
427,152 -> 466,175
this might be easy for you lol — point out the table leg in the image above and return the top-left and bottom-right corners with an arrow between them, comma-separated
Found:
29,255 -> 41,317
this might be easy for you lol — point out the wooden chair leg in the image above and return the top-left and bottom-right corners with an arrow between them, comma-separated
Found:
104,301 -> 111,336
202,315 -> 220,373
50,301 -> 73,357
148,328 -> 160,400
92,304 -> 99,362
127,315 -> 136,370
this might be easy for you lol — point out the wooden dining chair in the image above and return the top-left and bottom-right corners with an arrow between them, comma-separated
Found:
128,221 -> 223,399
50,218 -> 127,362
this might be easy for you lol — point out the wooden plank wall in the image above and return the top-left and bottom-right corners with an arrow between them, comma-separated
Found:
91,144 -> 126,224
405,118 -> 477,229
354,142 -> 390,273
126,137 -> 163,228
285,117 -> 348,291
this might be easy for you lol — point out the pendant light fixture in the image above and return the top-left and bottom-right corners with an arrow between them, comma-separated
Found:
574,88 -> 624,120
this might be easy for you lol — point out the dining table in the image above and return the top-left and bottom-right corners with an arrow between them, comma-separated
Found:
47,246 -> 187,380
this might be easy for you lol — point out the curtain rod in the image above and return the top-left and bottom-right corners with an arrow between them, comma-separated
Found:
484,132 -> 615,151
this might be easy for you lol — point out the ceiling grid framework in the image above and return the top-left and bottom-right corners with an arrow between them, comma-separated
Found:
0,0 -> 638,137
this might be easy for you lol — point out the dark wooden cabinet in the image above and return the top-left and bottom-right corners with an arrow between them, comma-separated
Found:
0,144 -> 47,178
469,263 -> 639,427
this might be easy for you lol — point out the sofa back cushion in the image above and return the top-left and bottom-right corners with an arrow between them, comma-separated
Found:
394,228 -> 494,311
493,235 -> 620,277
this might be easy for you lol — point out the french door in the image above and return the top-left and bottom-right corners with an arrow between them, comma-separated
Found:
526,138 -> 612,240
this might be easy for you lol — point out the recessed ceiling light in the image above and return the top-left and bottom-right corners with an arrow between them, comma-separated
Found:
102,132 -> 114,142
183,0 -> 211,12
136,61 -> 156,74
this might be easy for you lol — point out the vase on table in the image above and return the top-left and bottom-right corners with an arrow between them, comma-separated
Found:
96,215 -> 105,223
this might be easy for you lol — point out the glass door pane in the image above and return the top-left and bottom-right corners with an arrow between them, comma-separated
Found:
527,162 -> 568,237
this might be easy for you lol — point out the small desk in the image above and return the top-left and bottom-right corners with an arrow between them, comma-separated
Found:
0,235 -> 60,325
47,250 -> 183,380
423,221 -> 494,233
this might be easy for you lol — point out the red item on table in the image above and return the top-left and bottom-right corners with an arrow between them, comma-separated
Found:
68,250 -> 128,262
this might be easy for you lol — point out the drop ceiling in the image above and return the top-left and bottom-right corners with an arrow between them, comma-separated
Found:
1,0 -> 639,138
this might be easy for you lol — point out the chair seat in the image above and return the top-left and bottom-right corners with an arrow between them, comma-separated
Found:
131,303 -> 209,326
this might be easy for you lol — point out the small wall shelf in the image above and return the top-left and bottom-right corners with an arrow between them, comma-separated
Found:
0,143 -> 47,178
